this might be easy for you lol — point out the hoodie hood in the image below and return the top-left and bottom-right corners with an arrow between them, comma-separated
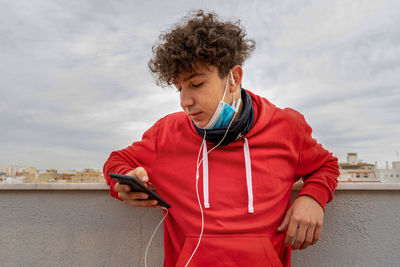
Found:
242,89 -> 278,139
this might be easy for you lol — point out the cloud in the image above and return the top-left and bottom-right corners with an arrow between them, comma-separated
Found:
1,0 -> 399,171
242,0 -> 400,166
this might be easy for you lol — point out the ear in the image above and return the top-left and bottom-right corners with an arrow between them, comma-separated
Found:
229,65 -> 243,93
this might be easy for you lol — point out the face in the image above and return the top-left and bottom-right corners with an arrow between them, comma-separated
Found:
174,64 -> 231,128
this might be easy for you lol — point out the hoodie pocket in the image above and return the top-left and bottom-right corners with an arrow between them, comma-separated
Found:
175,233 -> 283,267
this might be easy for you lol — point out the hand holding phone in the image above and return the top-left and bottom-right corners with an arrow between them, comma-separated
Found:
119,168 -> 150,190
110,169 -> 171,208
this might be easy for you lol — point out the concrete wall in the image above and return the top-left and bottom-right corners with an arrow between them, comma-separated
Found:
0,185 -> 399,267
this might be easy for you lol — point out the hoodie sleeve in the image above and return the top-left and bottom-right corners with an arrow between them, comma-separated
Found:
293,112 -> 340,212
103,118 -> 162,201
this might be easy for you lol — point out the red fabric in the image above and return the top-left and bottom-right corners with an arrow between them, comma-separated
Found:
103,90 -> 339,267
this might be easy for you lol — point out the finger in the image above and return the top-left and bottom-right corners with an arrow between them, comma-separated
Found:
311,222 -> 322,245
284,217 -> 298,247
123,199 -> 158,208
300,221 -> 316,250
114,183 -> 131,193
277,209 -> 291,232
127,192 -> 150,200
133,167 -> 149,184
292,222 -> 308,250
118,191 -> 149,201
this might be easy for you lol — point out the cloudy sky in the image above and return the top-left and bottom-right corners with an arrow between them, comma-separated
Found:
1,0 -> 399,171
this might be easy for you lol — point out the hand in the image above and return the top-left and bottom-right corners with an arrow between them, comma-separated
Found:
276,195 -> 324,250
114,167 -> 161,209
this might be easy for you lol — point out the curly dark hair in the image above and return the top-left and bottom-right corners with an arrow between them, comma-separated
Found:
148,9 -> 256,87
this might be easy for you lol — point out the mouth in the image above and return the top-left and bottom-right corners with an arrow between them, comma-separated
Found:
189,112 -> 202,120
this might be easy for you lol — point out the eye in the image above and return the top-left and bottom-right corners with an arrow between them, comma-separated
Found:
192,82 -> 204,88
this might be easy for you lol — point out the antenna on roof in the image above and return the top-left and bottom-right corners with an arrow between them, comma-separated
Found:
397,151 -> 399,162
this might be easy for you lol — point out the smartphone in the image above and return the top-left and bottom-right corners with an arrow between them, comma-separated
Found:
109,173 -> 171,208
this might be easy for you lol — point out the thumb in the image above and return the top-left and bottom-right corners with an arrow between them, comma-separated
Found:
277,208 -> 292,232
133,167 -> 149,183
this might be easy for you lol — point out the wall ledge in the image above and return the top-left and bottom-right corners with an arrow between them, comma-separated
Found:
0,182 -> 399,190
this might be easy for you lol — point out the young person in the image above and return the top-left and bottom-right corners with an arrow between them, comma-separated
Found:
103,10 -> 339,267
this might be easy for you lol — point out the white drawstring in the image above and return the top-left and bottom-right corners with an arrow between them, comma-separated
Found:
243,138 -> 254,213
201,137 -> 254,213
202,139 -> 210,208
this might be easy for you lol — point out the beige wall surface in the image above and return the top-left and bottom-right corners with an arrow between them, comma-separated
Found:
0,188 -> 399,267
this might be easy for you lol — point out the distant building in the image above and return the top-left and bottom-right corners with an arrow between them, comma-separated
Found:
2,176 -> 25,184
71,168 -> 104,183
375,161 -> 400,183
339,153 -> 380,182
58,172 -> 75,182
1,165 -> 23,176
22,167 -> 38,183
0,165 -> 105,184
38,169 -> 58,183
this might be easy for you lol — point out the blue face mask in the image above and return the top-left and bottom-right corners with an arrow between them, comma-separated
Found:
201,70 -> 241,130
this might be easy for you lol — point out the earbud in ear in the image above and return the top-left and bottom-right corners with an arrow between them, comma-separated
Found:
230,70 -> 235,84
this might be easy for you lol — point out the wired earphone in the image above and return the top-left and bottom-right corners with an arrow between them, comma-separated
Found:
145,71 -> 238,267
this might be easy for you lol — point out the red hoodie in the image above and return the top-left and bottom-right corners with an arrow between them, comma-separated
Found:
103,90 -> 340,267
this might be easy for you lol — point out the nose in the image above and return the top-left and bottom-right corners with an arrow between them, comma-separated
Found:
179,87 -> 194,110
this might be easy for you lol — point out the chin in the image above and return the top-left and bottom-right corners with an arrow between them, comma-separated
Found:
193,121 -> 205,128
195,119 -> 212,129
188,114 -> 210,129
